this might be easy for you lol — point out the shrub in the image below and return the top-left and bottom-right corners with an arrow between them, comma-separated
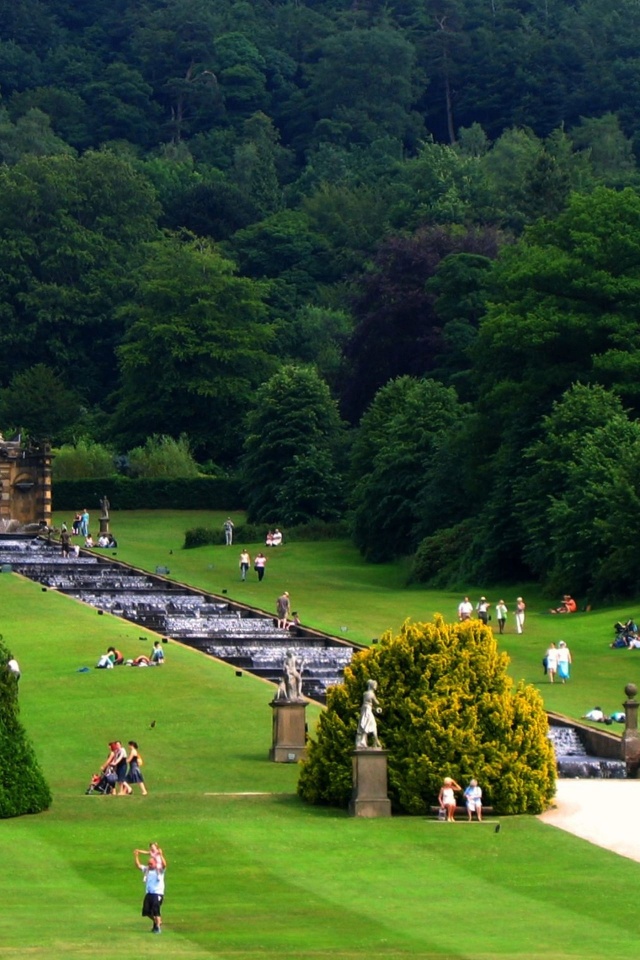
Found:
127,434 -> 200,479
52,440 -> 117,481
410,519 -> 475,586
298,616 -> 555,815
0,635 -> 52,817
183,519 -> 349,549
53,477 -> 241,513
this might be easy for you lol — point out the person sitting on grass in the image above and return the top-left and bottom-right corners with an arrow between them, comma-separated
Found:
551,595 -> 577,614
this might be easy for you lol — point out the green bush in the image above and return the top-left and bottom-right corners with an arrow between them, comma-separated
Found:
410,519 -> 476,586
0,635 -> 51,817
52,440 -> 117,481
183,519 -> 349,549
298,616 -> 556,815
53,477 -> 241,513
127,434 -> 200,478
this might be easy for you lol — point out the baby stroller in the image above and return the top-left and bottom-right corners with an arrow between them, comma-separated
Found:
85,767 -> 116,795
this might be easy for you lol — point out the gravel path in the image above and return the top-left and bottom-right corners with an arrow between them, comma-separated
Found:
538,779 -> 640,862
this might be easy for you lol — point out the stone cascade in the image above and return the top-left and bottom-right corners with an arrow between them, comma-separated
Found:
1,535 -> 355,700
547,724 -> 627,778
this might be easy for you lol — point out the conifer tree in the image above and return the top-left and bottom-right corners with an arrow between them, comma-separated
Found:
298,617 -> 555,815
0,636 -> 51,818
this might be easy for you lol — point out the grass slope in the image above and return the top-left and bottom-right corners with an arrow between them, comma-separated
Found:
0,511 -> 634,958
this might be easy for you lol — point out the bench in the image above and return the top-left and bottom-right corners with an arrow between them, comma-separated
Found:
429,805 -> 495,820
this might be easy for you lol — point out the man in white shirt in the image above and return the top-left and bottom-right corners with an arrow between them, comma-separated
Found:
134,845 -> 167,934
458,597 -> 473,621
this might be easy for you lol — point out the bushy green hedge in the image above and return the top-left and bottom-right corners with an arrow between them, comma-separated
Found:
184,519 -> 349,549
53,477 -> 242,513
298,616 -> 556,815
0,635 -> 51,817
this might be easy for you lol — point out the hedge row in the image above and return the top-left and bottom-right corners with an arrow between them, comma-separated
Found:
53,477 -> 243,512
184,519 -> 349,548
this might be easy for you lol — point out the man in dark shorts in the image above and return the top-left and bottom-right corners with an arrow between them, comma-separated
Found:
134,845 -> 167,934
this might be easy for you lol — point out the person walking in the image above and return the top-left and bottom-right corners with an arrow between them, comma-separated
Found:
557,641 -> 572,683
223,517 -> 234,546
458,597 -> 473,621
134,844 -> 166,934
254,552 -> 267,581
239,549 -> 250,581
495,600 -> 507,635
545,642 -> 558,683
476,597 -> 491,626
515,597 -> 526,634
276,591 -> 291,629
126,741 -> 148,796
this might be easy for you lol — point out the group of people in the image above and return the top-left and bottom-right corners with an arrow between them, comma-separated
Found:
438,776 -> 484,822
457,596 -> 526,634
238,549 -> 268,581
98,739 -> 147,795
265,529 -> 283,546
610,619 -> 640,649
543,640 -> 572,683
96,642 -> 165,668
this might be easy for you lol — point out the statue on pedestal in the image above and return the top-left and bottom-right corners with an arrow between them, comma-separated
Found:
99,495 -> 110,520
283,650 -> 304,701
355,679 -> 382,749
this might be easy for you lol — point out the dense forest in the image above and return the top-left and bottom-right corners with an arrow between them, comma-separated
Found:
2,0 -> 640,598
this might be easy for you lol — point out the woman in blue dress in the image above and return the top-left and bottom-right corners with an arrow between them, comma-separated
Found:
126,740 -> 148,796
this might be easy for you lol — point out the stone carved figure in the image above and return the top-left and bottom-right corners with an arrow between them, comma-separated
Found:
355,679 -> 382,749
283,650 -> 304,701
99,495 -> 110,520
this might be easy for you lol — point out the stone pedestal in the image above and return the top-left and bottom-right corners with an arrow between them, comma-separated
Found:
349,749 -> 391,818
622,683 -> 640,776
269,699 -> 307,762
99,517 -> 110,534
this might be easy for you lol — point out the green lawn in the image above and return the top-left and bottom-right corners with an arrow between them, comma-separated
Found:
0,511 -> 637,959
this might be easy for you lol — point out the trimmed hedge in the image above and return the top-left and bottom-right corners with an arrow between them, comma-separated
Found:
53,477 -> 243,512
184,519 -> 349,548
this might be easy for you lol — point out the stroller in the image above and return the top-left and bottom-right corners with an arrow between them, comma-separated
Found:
85,767 -> 116,795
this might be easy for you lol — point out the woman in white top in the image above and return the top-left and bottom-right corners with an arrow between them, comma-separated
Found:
545,642 -> 558,683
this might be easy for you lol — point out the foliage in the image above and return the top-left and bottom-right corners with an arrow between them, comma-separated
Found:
52,477 -> 241,513
516,384 -> 640,600
299,616 -> 555,815
342,225 -> 501,423
52,439 -> 116,480
126,434 -> 200,479
410,519 -> 476,587
0,633 -> 51,818
349,377 -> 467,562
0,364 -> 81,442
183,518 -> 348,549
242,365 -> 347,525
113,232 -> 276,462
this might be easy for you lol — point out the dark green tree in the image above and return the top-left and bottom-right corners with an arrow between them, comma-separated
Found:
349,377 -> 466,562
0,364 -> 81,442
298,616 -> 555,815
516,384 -> 640,599
0,634 -> 52,818
114,233 -> 276,462
241,365 -> 347,524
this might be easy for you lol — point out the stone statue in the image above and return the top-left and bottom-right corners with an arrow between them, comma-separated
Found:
355,679 -> 382,749
99,495 -> 110,520
283,649 -> 304,701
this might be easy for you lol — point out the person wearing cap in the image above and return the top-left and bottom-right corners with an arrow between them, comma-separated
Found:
495,600 -> 508,634
476,597 -> 491,626
515,597 -> 526,634
557,641 -> 572,683
438,776 -> 462,822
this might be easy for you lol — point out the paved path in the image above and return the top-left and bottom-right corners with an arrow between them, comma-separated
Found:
538,779 -> 640,862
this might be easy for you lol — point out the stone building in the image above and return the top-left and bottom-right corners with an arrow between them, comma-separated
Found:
0,435 -> 53,530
